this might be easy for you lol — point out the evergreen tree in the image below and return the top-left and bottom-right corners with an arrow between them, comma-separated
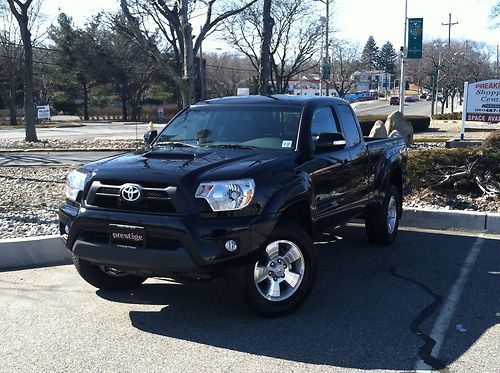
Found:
379,41 -> 398,75
361,35 -> 379,70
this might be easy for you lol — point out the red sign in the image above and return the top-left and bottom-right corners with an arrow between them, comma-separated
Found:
466,113 -> 500,122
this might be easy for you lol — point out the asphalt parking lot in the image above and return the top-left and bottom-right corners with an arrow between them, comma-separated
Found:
0,225 -> 498,372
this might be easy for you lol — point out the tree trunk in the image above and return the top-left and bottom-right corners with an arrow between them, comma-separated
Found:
7,93 -> 17,125
82,80 -> 89,120
258,0 -> 273,95
121,87 -> 128,121
19,24 -> 37,141
180,0 -> 195,107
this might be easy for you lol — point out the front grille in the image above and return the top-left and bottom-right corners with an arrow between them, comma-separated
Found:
86,181 -> 177,214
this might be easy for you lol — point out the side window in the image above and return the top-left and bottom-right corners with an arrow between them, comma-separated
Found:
311,107 -> 340,135
336,105 -> 361,147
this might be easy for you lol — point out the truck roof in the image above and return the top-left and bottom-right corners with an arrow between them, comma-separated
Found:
197,95 -> 349,107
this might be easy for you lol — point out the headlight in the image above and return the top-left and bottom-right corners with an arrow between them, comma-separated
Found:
195,179 -> 255,211
65,170 -> 89,202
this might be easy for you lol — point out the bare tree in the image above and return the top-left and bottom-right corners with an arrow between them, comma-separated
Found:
119,0 -> 257,108
5,0 -> 40,141
223,0 -> 322,94
408,40 -> 494,115
330,41 -> 361,98
258,0 -> 273,94
0,6 -> 23,125
205,53 -> 255,97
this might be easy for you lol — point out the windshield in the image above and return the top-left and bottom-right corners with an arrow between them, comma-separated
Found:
154,105 -> 302,151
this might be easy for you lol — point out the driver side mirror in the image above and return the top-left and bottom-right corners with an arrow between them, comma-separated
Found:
144,130 -> 158,146
313,132 -> 346,152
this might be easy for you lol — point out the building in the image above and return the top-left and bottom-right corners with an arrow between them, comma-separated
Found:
353,70 -> 394,92
289,76 -> 339,97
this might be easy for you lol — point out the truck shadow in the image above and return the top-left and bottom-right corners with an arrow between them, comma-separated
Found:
97,226 -> 499,370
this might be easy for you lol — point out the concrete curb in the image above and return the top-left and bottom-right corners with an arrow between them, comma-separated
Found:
0,208 -> 498,271
401,208 -> 500,234
0,235 -> 71,271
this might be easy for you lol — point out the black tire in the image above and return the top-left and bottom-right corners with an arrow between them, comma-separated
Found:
242,222 -> 316,317
365,184 -> 402,245
73,255 -> 146,291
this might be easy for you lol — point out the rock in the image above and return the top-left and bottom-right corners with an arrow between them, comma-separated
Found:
385,111 -> 414,144
369,120 -> 388,138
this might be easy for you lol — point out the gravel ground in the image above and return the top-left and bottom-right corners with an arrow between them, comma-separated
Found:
0,166 -> 71,239
0,139 -> 494,239
0,138 -> 138,151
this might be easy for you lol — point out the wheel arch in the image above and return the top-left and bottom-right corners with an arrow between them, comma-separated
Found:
277,199 -> 313,239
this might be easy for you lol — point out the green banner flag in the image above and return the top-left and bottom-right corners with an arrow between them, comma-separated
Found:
407,18 -> 423,59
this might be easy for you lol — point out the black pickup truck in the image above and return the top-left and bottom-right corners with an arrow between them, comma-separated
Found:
59,95 -> 407,316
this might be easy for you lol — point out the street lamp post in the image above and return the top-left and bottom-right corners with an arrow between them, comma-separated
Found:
399,0 -> 408,114
316,0 -> 331,96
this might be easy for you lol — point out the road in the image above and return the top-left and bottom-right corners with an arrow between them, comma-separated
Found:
353,99 -> 432,116
0,225 -> 498,372
0,122 -> 156,141
0,101 -> 431,144
0,151 -> 122,166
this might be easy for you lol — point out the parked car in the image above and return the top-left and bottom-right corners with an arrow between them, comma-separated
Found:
59,95 -> 407,316
405,95 -> 418,102
390,96 -> 400,105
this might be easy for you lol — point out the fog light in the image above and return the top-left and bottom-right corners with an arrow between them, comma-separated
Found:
64,225 -> 70,234
224,240 -> 238,252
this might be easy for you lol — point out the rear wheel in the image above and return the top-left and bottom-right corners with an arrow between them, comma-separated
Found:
365,184 -> 401,245
242,222 -> 316,316
73,256 -> 146,291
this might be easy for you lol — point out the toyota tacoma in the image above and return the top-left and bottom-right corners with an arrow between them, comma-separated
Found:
59,95 -> 407,316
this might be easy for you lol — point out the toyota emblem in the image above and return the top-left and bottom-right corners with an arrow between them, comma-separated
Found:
121,185 -> 142,202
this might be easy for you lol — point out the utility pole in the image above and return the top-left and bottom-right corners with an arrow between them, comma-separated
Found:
325,0 -> 330,96
399,0 -> 407,114
442,13 -> 458,49
316,0 -> 331,96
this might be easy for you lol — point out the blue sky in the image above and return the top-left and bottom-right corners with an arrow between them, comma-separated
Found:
41,0 -> 499,51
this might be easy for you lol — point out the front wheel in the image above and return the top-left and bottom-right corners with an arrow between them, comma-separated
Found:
365,184 -> 402,245
73,256 -> 146,291
243,222 -> 316,316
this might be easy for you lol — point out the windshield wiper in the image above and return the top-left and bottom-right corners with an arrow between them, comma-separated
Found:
206,144 -> 259,150
154,141 -> 197,148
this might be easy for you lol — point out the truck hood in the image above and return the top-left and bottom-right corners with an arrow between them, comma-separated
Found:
83,146 -> 295,186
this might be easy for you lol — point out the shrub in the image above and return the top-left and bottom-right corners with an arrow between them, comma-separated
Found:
432,112 -> 462,120
481,129 -> 500,153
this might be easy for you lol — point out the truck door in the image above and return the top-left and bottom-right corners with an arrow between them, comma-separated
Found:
335,104 -> 371,213
306,106 -> 352,230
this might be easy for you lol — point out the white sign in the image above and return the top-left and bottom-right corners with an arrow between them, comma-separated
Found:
37,105 -> 51,120
461,79 -> 500,140
237,88 -> 250,96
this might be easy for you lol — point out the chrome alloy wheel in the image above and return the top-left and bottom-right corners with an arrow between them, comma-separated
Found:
99,266 -> 129,277
253,240 -> 305,302
387,195 -> 398,234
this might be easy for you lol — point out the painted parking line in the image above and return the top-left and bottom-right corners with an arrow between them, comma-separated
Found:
415,236 -> 485,371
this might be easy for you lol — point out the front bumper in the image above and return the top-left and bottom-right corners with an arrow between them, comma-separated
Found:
59,204 -> 276,277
